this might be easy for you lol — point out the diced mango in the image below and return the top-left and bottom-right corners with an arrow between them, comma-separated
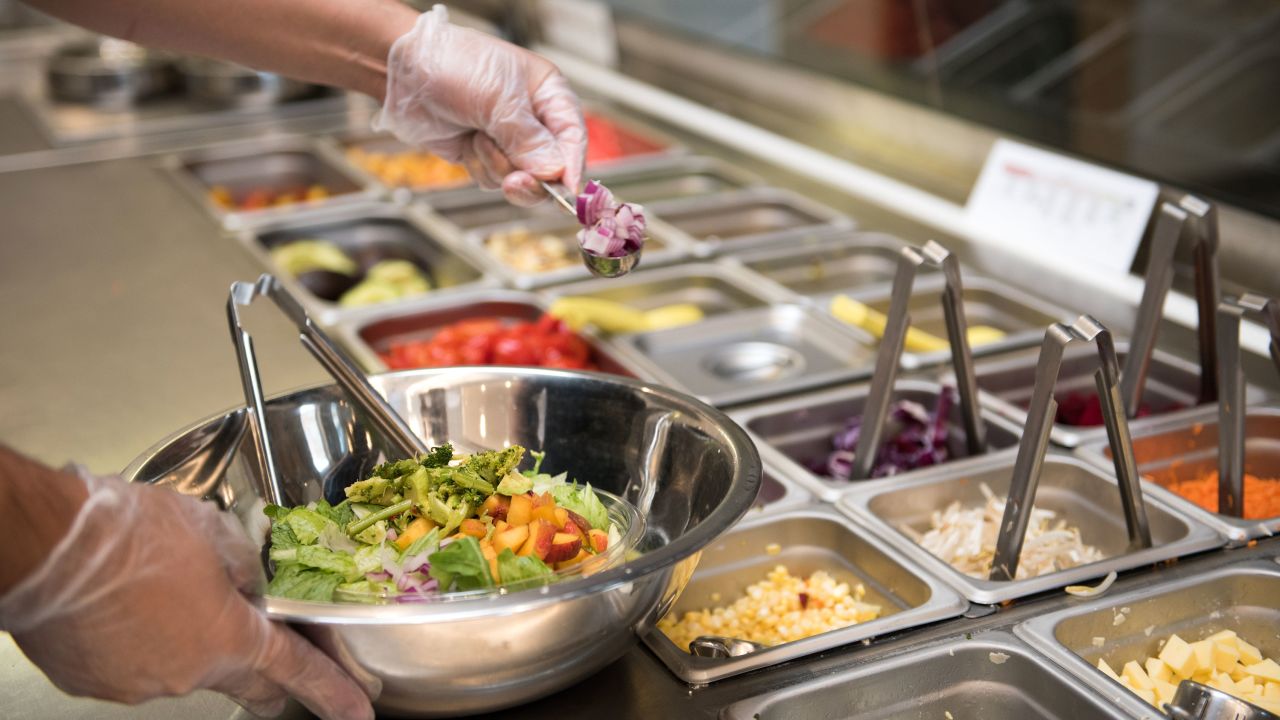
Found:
1146,657 -> 1173,684
1245,659 -> 1280,683
1097,658 -> 1121,681
1159,634 -> 1197,678
1123,660 -> 1155,690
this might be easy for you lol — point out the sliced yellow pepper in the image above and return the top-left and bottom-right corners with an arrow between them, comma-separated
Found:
829,294 -> 1005,353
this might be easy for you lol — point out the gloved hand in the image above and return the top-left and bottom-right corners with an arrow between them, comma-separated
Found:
0,468 -> 374,720
374,4 -> 586,206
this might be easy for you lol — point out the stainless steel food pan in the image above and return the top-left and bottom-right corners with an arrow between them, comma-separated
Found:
838,451 -> 1224,605
847,275 -> 1072,370
240,203 -> 498,324
426,155 -> 755,231
723,631 -> 1131,720
649,187 -> 852,256
1017,561 -> 1280,720
164,138 -> 380,230
613,304 -> 878,408
465,214 -> 692,290
539,262 -> 777,326
642,506 -> 967,684
331,288 -> 652,378
744,465 -> 813,518
1076,404 -> 1280,543
725,230 -> 919,303
326,133 -> 477,203
46,38 -> 176,109
123,367 -> 761,717
731,379 -> 1024,502
177,57 -> 321,109
963,341 -> 1264,448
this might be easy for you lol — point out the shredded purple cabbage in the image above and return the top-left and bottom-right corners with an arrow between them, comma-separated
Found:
808,387 -> 958,481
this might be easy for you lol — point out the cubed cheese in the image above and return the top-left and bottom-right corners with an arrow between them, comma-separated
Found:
1210,672 -> 1237,693
1207,629 -> 1239,646
1123,660 -> 1155,690
1159,634 -> 1198,678
1239,639 -> 1264,665
1145,657 -> 1173,684
1097,658 -> 1121,681
1154,680 -> 1179,707
1265,681 -> 1280,700
1131,687 -> 1156,706
1214,640 -> 1241,672
1190,640 -> 1214,674
1235,676 -> 1257,694
1245,659 -> 1280,683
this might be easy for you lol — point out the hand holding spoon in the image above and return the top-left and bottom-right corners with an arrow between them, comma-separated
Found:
540,180 -> 643,279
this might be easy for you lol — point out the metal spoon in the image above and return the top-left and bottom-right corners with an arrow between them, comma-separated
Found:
539,180 -> 642,279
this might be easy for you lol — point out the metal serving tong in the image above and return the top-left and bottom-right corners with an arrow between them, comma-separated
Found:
1120,195 -> 1221,416
849,240 -> 985,480
990,315 -> 1151,582
1165,679 -> 1280,720
227,274 -> 427,506
540,180 -> 641,279
1215,294 -> 1280,518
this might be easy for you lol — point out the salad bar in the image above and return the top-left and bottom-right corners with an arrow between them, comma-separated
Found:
3,14 -> 1280,720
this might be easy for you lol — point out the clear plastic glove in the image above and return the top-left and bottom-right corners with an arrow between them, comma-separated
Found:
374,4 -> 586,206
0,468 -> 374,720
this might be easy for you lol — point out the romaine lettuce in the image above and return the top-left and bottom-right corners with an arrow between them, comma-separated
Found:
428,537 -> 493,592
496,548 -> 552,590
267,563 -> 344,602
551,483 -> 609,530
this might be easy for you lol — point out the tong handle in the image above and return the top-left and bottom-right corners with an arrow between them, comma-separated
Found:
990,315 -> 1150,582
1120,195 -> 1221,416
227,275 -> 427,506
850,240 -> 986,480
1216,294 -> 1280,519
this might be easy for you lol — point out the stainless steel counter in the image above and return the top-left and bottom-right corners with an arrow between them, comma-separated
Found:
2,30 -> 1279,720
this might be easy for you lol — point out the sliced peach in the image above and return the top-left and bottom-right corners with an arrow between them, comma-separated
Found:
494,519 -> 509,532
460,519 -> 487,538
481,494 -> 510,521
553,507 -> 570,530
507,493 -> 533,527
493,524 -> 530,554
560,518 -> 585,542
544,533 -> 582,564
565,509 -> 592,536
554,548 -> 592,571
394,517 -> 436,551
531,504 -> 560,527
517,519 -> 556,560
588,528 -> 609,554
480,542 -> 499,582
531,492 -> 554,510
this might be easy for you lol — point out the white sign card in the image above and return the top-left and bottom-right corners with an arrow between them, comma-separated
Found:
965,139 -> 1160,276
539,0 -> 619,68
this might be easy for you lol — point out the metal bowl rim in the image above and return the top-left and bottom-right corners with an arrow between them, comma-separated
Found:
123,365 -> 762,624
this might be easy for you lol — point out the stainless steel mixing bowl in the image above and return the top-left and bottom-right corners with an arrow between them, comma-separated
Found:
123,367 -> 761,717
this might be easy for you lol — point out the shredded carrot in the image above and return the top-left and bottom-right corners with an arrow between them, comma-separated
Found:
1160,472 -> 1280,519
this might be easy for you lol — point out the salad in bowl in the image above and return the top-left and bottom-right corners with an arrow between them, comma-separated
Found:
264,443 -> 635,603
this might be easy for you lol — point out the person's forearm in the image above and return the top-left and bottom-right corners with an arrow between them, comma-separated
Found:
23,0 -> 419,99
0,447 -> 87,595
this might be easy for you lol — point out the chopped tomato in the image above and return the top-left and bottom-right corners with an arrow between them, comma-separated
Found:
378,314 -> 601,372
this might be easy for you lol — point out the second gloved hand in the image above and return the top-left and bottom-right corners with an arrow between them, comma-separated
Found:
375,4 -> 586,206
0,467 -> 374,720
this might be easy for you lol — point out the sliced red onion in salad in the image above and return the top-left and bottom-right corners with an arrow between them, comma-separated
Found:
575,180 -> 646,258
